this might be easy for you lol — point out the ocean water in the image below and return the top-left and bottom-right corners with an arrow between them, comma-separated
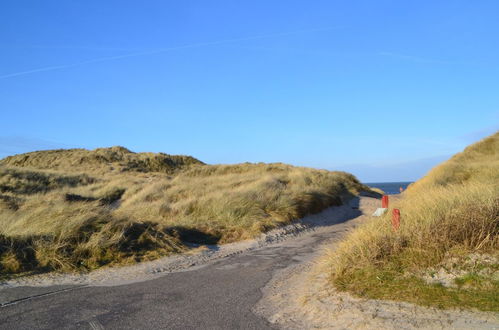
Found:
364,181 -> 413,195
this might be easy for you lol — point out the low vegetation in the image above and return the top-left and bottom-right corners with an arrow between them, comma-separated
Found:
0,147 -> 369,276
323,132 -> 499,311
0,146 -> 203,174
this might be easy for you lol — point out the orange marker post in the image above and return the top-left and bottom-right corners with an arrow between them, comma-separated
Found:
382,195 -> 389,208
392,209 -> 400,231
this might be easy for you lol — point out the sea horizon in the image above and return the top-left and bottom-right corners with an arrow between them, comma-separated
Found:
364,181 -> 413,194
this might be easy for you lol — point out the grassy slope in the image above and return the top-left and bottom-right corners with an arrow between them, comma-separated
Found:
0,146 -> 203,174
323,132 -> 499,311
0,147 -> 369,276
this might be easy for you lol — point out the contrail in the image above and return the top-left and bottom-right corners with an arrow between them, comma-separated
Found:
0,45 -> 144,51
0,27 -> 338,80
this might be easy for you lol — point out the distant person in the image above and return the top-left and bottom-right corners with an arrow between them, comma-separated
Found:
399,186 -> 404,193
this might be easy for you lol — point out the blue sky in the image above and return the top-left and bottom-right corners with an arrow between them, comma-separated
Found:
1,1 -> 498,181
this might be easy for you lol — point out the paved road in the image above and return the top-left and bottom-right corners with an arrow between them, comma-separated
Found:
0,200 -> 366,330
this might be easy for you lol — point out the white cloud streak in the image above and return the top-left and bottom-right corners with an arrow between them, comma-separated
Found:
0,27 -> 338,80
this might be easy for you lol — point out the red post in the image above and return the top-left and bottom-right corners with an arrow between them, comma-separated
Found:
392,209 -> 400,231
382,195 -> 389,208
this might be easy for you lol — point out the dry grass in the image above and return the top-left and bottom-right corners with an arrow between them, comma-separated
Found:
0,146 -> 203,175
323,132 -> 499,311
0,147 -> 369,276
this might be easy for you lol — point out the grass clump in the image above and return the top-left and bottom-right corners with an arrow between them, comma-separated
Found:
0,147 -> 370,276
0,167 -> 95,195
0,146 -> 204,175
323,132 -> 499,311
334,267 -> 499,311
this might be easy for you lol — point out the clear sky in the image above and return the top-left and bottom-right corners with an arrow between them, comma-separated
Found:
1,1 -> 498,182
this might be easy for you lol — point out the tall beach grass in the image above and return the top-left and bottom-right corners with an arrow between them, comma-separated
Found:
322,132 -> 499,311
0,147 -> 370,276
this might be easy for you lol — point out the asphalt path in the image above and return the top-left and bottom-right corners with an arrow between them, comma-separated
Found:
0,200 -> 365,330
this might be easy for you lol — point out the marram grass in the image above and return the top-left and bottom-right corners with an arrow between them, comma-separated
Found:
322,132 -> 499,311
0,147 -> 370,276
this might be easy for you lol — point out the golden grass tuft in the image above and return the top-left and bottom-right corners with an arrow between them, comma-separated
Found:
323,131 -> 499,311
